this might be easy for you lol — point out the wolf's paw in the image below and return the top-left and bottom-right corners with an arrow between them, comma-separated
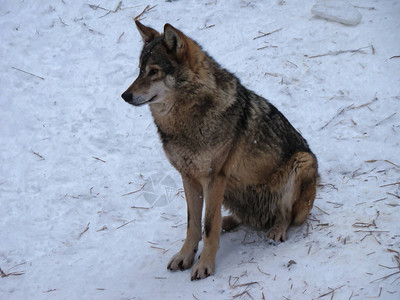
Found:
167,250 -> 195,271
267,225 -> 287,242
190,257 -> 215,280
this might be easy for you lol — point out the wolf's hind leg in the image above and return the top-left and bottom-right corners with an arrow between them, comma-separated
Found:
267,151 -> 318,242
292,154 -> 318,226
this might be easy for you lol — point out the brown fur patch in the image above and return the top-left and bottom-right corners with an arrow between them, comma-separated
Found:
221,215 -> 241,232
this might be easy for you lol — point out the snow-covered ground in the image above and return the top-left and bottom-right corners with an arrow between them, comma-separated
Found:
1,0 -> 399,299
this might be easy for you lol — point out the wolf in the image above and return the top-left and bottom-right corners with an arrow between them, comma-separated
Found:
121,21 -> 319,280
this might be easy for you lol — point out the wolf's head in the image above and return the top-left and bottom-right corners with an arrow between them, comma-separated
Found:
121,21 -> 202,106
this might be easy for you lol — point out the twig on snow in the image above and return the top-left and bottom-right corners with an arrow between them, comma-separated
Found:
92,156 -> 106,163
375,112 -> 396,126
228,276 -> 240,288
318,285 -> 345,299
314,205 -> 330,215
0,267 -> 25,278
257,45 -> 272,50
131,205 -> 149,210
228,276 -> 259,289
12,67 -> 45,80
117,31 -> 125,43
257,266 -> 270,276
389,55 -> 400,60
88,4 -> 110,11
348,290 -> 356,299
352,220 -> 376,228
320,95 -> 378,130
99,1 -> 123,18
253,28 -> 282,40
354,230 -> 389,233
365,159 -> 400,169
379,264 -> 398,270
150,246 -> 169,254
387,192 -> 400,199
326,201 -> 343,208
318,183 -> 338,191
320,104 -> 353,130
351,95 -> 378,110
31,149 -> 45,160
286,60 -> 298,68
89,1 -> 123,18
113,1 -> 123,13
307,46 -> 370,58
384,160 -> 400,169
264,72 -> 280,77
116,219 -> 135,229
354,6 -> 376,10
232,290 -> 253,299
88,28 -> 105,36
200,24 -> 215,30
370,271 -> 400,283
373,197 -> 387,203
361,232 -> 381,245
58,16 -> 68,26
97,225 -> 107,232
387,248 -> 400,255
78,222 -> 90,239
370,44 -> 375,55
121,183 -> 147,196
380,182 -> 400,188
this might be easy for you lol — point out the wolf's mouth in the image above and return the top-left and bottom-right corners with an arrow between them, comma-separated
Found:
137,95 -> 157,106
147,95 -> 157,103
128,94 -> 158,106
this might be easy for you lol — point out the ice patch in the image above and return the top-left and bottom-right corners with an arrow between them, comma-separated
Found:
311,0 -> 362,26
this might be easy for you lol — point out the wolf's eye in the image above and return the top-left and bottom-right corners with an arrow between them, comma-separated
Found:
149,69 -> 158,76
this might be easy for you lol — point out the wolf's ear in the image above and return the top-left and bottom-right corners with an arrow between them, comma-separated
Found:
135,20 -> 159,43
163,24 -> 188,59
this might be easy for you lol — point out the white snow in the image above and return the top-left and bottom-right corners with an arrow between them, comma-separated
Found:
311,0 -> 362,26
1,0 -> 399,299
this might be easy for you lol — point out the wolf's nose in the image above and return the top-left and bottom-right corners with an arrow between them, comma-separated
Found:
121,91 -> 133,103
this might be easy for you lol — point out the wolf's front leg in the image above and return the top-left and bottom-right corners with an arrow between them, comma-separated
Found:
191,174 -> 226,280
167,178 -> 203,271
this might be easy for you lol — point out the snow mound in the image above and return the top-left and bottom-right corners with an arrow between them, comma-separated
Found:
312,0 -> 362,25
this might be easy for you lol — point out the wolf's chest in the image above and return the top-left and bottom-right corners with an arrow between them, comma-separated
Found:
162,139 -> 214,179
153,109 -> 233,179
